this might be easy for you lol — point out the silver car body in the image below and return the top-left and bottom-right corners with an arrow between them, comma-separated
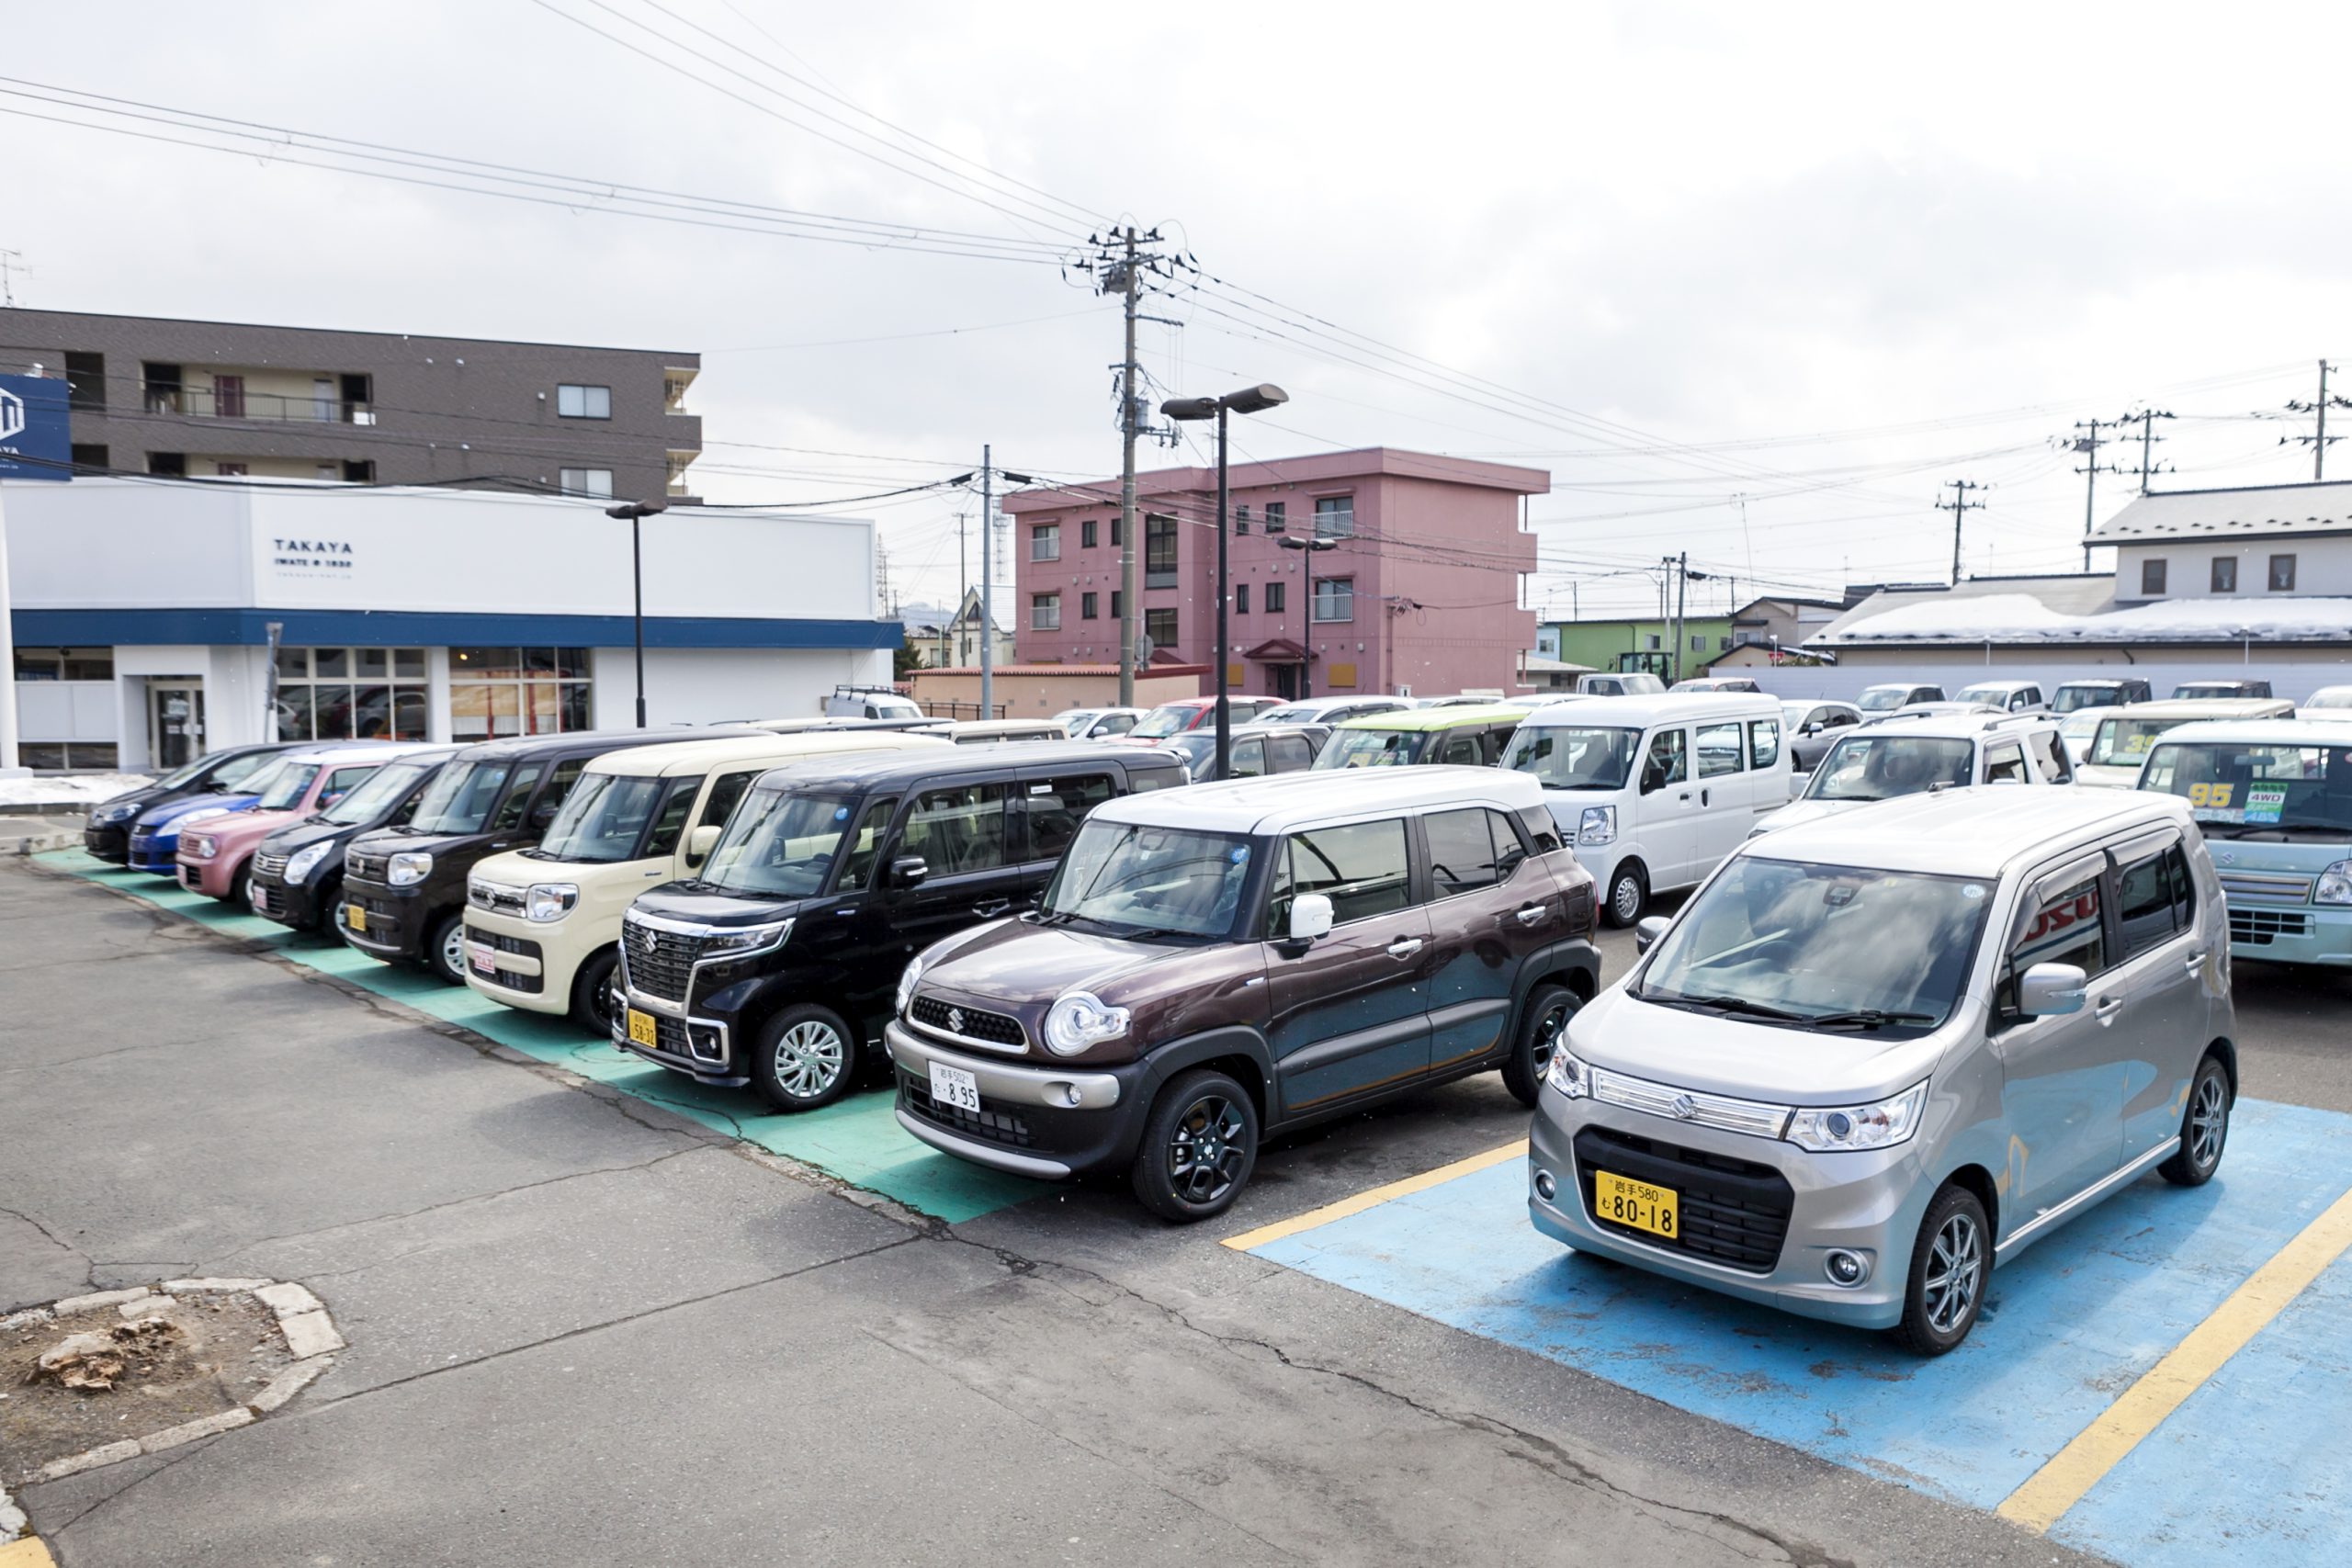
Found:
1529,787 -> 2232,1330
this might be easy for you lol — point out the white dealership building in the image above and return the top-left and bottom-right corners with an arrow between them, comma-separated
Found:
6,479 -> 897,770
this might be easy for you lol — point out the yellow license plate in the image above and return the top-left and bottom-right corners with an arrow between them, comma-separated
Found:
1593,1169 -> 1679,1238
344,904 -> 366,933
626,1008 -> 658,1048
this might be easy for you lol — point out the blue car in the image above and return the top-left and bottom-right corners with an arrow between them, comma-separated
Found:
127,787 -> 272,874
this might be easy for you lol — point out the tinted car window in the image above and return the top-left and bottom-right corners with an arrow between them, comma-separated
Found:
1229,739 -> 1267,778
2165,842 -> 2196,929
700,768 -> 756,827
1270,818 -> 1411,929
1426,808 -> 1508,896
903,783 -> 1008,874
489,761 -> 548,832
1270,735 -> 1314,771
2115,846 -> 2179,962
1437,730 -> 1482,766
835,796 -> 897,893
643,779 -> 698,857
1019,773 -> 1115,862
1643,729 -> 1688,790
2007,874 -> 2106,1010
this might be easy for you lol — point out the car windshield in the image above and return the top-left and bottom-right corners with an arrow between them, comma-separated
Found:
407,759 -> 512,834
1059,712 -> 1100,737
2051,685 -> 2120,713
2089,717 -> 2181,768
1257,705 -> 1319,725
2172,684 -> 2245,700
1806,734 -> 1973,801
1317,727 -> 1430,769
1955,684 -> 2018,706
1128,704 -> 1201,739
2304,688 -> 2352,710
2059,710 -> 2104,739
165,750 -> 265,790
1854,687 -> 1910,712
537,772 -> 673,863
1635,856 -> 1993,1032
700,790 -> 858,897
321,761 -> 435,825
2142,740 -> 2352,837
254,763 -> 322,811
1502,725 -> 1641,790
1041,819 -> 1253,939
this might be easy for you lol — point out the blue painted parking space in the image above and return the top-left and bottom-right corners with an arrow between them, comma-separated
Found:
1239,1098 -> 2352,1567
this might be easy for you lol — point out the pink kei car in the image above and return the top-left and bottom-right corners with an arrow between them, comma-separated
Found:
175,742 -> 430,902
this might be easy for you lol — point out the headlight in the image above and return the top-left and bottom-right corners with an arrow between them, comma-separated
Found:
895,954 -> 925,1016
526,883 -> 581,923
1042,990 -> 1130,1056
1545,1047 -> 1591,1098
1784,1083 -> 1928,1153
2318,860 -> 2352,906
1577,806 -> 1616,846
284,841 -> 333,883
184,832 -> 217,860
96,802 -> 139,825
697,919 -> 792,957
388,851 -> 434,887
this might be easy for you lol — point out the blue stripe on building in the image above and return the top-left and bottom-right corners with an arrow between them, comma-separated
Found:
13,607 -> 902,650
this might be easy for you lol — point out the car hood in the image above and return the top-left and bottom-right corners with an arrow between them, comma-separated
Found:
138,791 -> 255,829
918,919 -> 1191,1002
1750,798 -> 1860,836
199,807 -> 303,844
346,826 -> 490,859
1565,986 -> 1954,1104
630,882 -> 812,930
259,817 -> 354,856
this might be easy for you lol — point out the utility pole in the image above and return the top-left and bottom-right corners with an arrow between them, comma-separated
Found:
2283,361 -> 2351,480
2120,410 -> 2177,495
1671,552 -> 1689,683
979,445 -> 994,720
954,509 -> 969,658
2071,418 -> 2125,570
1110,228 -> 1146,706
1938,479 -> 1987,586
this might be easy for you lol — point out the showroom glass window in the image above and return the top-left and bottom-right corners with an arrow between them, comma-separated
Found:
275,647 -> 430,741
448,648 -> 594,740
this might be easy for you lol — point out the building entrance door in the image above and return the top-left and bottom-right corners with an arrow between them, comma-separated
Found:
1271,663 -> 1300,702
148,682 -> 206,769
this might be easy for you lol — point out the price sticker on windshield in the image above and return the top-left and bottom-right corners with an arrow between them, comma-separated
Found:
2187,781 -> 2244,822
2243,784 -> 2288,825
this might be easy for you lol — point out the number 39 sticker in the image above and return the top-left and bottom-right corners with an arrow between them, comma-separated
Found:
2187,782 -> 2235,808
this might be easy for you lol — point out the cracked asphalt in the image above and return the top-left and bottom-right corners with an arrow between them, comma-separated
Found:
7,860 -> 2347,1566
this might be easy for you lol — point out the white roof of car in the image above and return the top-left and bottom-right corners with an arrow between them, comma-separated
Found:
1847,712 -> 2057,742
2098,698 -> 2296,722
2137,716 -> 2352,748
1953,678 -> 2042,693
590,730 -> 947,778
1089,765 -> 1546,836
282,741 -> 445,765
1263,696 -> 1399,717
1741,786 -> 2195,879
1516,692 -> 1781,728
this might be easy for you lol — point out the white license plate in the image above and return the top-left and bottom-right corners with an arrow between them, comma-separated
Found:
468,942 -> 496,976
928,1061 -> 981,1114
248,882 -> 266,909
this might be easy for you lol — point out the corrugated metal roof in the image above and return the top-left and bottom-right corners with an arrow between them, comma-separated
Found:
2089,480 -> 2352,542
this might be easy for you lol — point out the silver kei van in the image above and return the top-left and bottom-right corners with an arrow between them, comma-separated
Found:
1528,786 -> 2234,1354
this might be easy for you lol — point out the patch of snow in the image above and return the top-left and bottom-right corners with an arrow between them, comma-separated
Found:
0,772 -> 153,809
1819,593 -> 2352,646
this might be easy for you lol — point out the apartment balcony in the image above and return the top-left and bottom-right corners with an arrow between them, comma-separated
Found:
141,385 -> 377,424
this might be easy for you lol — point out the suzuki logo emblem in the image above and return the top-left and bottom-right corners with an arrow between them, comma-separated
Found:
946,1007 -> 967,1034
1669,1093 -> 1698,1119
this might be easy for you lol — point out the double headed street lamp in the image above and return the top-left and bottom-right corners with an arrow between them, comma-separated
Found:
1159,383 -> 1288,779
1276,532 -> 1340,700
605,500 -> 669,727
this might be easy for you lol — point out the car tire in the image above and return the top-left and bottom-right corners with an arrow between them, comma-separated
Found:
1501,984 -> 1577,1108
1130,1068 -> 1259,1224
311,876 -> 343,937
750,1004 -> 859,1113
1602,861 -> 1648,928
2159,1054 -> 2233,1187
1893,1183 -> 1990,1357
219,858 -> 254,907
425,912 -> 467,985
571,947 -> 620,1035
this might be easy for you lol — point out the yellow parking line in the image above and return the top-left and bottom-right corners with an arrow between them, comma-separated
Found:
1222,1138 -> 1529,1252
1997,1184 -> 2352,1533
0,1538 -> 58,1568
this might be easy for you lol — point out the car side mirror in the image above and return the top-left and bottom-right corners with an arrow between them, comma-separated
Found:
1634,915 -> 1670,954
2018,962 -> 2088,1017
319,791 -> 345,808
890,855 -> 929,888
1287,892 -> 1334,944
527,800 -> 559,830
684,823 -> 722,865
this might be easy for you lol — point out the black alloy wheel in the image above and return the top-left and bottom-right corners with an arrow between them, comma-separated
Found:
1502,984 -> 1579,1108
1131,1068 -> 1259,1224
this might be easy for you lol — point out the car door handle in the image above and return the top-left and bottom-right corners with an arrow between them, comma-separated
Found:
1513,903 -> 1549,926
1701,788 -> 1711,807
1385,937 -> 1425,959
2094,994 -> 2123,1023
972,899 -> 1012,918
2185,952 -> 2207,974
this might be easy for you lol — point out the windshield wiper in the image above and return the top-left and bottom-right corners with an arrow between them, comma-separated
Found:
1027,908 -> 1084,926
1647,991 -> 1806,1022
1804,1008 -> 1939,1031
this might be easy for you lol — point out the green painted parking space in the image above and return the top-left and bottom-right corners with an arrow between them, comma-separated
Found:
37,850 -> 1046,1224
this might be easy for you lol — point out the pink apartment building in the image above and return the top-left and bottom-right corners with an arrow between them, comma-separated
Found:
1003,448 -> 1547,700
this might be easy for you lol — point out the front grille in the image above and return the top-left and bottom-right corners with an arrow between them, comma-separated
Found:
1589,1065 -> 1791,1139
1574,1126 -> 1794,1275
900,1069 -> 1035,1148
347,851 -> 389,881
464,925 -> 544,993
2219,870 -> 2313,904
466,925 -> 541,958
616,1007 -> 695,1061
621,919 -> 708,1005
469,881 -> 527,915
2232,908 -> 2313,945
255,852 -> 288,878
910,995 -> 1027,1049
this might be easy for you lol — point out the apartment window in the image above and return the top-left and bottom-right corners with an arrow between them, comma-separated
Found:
1234,583 -> 1250,614
557,384 -> 612,420
1110,591 -> 1124,621
2270,553 -> 2297,592
1031,592 -> 1062,631
1264,581 -> 1286,615
1080,592 -> 1099,620
1235,504 -> 1250,535
1110,515 -> 1123,547
560,468 -> 615,499
70,444 -> 108,472
2142,558 -> 2167,595
63,351 -> 106,412
148,453 -> 187,477
1030,524 -> 1060,562
1264,502 -> 1286,534
448,647 -> 593,740
1081,519 -> 1098,548
13,648 -> 115,682
1145,607 -> 1179,650
1314,495 -> 1355,539
273,646 -> 431,741
2211,556 -> 2237,593
1312,577 -> 1354,622
1145,513 -> 1179,587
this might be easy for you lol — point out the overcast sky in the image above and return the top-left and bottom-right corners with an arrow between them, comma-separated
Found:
8,1 -> 2349,620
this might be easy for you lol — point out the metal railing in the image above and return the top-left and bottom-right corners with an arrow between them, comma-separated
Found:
141,387 -> 375,424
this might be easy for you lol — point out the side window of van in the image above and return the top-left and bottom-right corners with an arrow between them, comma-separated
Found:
492,761 -> 548,832
1747,717 -> 1781,769
1267,818 -> 1411,931
644,780 -> 698,857
2028,729 -> 2073,783
1229,739 -> 1268,778
1984,744 -> 2029,784
2115,847 -> 2178,961
1438,731 -> 1482,766
902,783 -> 1008,874
700,769 -> 755,827
2005,874 -> 2107,1013
1020,773 -> 1115,862
1696,721 -> 1745,778
835,797 -> 898,893
1128,764 -> 1185,793
1641,729 -> 1688,792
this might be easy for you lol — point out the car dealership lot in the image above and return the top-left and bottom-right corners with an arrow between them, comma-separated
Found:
5,850 -> 2350,1566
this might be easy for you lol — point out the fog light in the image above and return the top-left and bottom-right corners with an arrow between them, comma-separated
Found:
686,1024 -> 725,1063
1046,1081 -> 1083,1108
1533,1169 -> 1557,1201
1824,1249 -> 1870,1287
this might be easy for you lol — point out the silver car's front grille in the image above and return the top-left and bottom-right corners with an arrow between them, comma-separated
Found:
2217,870 -> 2313,904
1589,1066 -> 1793,1140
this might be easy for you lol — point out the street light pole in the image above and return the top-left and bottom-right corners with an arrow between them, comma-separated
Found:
1161,385 -> 1287,780
1277,533 -> 1338,703
605,500 -> 668,727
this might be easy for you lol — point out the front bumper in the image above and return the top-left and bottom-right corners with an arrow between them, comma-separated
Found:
126,831 -> 180,874
1526,1089 -> 1926,1331
2229,904 -> 2352,967
248,868 -> 329,929
610,978 -> 744,1086
884,1020 -> 1143,1180
175,851 -> 238,898
83,822 -> 131,862
338,877 -> 427,961
462,904 -> 566,1013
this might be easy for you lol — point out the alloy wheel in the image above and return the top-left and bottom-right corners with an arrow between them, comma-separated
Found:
771,1021 -> 846,1100
1923,1213 -> 1984,1335
2189,1071 -> 2229,1171
1167,1094 -> 1249,1206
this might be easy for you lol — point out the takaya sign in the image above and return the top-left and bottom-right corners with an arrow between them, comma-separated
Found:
0,373 -> 73,481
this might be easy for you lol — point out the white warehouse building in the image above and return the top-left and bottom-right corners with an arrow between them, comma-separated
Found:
5,479 -> 899,770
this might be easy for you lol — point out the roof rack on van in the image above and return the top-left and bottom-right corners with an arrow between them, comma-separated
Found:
1982,714 -> 2043,731
831,683 -> 905,697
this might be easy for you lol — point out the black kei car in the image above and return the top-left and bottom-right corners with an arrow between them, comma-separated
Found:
248,747 -> 460,931
342,728 -> 751,982
80,742 -> 305,863
614,740 -> 1185,1111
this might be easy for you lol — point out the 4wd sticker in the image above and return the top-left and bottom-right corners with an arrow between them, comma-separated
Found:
2188,781 -> 2289,825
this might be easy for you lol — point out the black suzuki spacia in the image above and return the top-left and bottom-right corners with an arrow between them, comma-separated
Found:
614,740 -> 1184,1111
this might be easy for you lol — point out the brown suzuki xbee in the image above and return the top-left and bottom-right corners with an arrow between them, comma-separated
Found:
888,769 -> 1600,1220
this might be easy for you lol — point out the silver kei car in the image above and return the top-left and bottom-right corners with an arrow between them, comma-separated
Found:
1528,786 -> 2235,1354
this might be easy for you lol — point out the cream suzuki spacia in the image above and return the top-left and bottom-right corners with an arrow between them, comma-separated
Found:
1528,786 -> 2236,1355
463,731 -> 947,1031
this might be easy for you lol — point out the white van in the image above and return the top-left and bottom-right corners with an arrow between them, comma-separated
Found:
1502,694 -> 1792,926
